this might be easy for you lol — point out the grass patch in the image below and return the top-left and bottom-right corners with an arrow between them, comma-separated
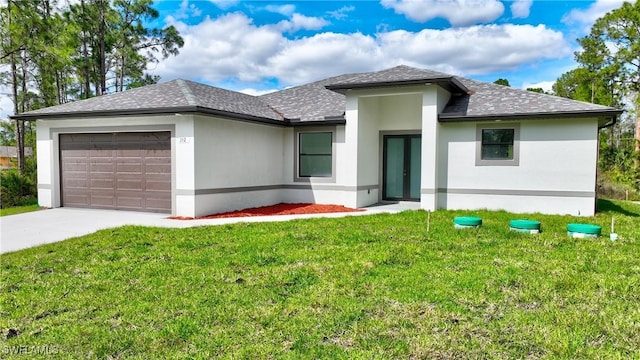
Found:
0,204 -> 42,217
1,199 -> 639,358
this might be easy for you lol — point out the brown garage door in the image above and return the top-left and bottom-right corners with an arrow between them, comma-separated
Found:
60,132 -> 171,213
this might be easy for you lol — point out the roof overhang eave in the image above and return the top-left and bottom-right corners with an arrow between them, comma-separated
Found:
10,106 -> 289,127
288,116 -> 346,126
325,77 -> 469,95
439,109 -> 623,125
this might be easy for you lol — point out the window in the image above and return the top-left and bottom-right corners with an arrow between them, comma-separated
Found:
482,129 -> 514,159
476,124 -> 520,166
298,132 -> 332,177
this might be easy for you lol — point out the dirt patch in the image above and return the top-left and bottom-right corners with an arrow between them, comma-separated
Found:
168,203 -> 363,220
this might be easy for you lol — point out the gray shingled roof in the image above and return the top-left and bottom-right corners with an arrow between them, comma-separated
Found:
19,79 -> 283,121
325,65 -> 467,94
442,77 -> 618,120
259,74 -> 353,122
14,65 -> 620,124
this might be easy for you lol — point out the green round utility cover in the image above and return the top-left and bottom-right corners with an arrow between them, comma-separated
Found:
509,219 -> 541,230
454,216 -> 482,226
566,223 -> 602,235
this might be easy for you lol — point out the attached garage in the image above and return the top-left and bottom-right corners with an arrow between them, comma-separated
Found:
59,131 -> 171,213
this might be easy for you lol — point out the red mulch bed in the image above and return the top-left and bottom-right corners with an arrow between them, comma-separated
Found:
168,203 -> 363,220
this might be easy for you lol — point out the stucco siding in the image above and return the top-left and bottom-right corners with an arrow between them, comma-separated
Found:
420,88 -> 439,210
193,115 -> 285,216
378,94 -> 422,131
437,118 -> 599,215
436,87 -> 452,113
357,97 -> 381,189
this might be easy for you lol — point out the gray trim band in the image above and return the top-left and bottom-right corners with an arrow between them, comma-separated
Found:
421,188 -> 436,194
38,184 -> 52,189
195,185 -> 282,195
437,188 -> 594,198
284,184 -> 379,191
176,184 -> 379,196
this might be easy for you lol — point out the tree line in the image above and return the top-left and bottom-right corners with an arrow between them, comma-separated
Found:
0,0 -> 184,173
557,0 -> 639,196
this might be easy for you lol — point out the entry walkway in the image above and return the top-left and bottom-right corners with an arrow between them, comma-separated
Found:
0,202 -> 419,254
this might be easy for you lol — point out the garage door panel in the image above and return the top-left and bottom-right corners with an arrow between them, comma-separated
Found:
145,164 -> 171,175
89,148 -> 114,156
90,195 -> 117,207
65,194 -> 90,206
65,178 -> 90,188
116,196 -> 143,209
90,178 -> 115,189
145,198 -> 172,211
90,162 -> 116,173
116,163 -> 143,174
63,162 -> 88,172
117,179 -> 144,191
145,180 -> 171,191
60,132 -> 171,213
116,149 -> 144,157
63,149 -> 91,157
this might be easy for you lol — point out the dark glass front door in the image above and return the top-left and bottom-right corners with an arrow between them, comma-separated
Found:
383,135 -> 421,201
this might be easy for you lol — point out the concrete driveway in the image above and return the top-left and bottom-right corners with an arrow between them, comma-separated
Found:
1,204 -> 416,254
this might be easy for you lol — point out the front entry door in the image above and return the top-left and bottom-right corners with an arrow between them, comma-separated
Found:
383,135 -> 421,201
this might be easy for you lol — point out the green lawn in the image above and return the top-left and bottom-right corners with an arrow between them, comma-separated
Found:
0,204 -> 41,217
1,200 -> 639,359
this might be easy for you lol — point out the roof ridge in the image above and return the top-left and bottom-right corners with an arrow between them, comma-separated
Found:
175,79 -> 199,106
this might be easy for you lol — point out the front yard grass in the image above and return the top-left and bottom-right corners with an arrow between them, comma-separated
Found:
1,199 -> 639,358
0,204 -> 41,217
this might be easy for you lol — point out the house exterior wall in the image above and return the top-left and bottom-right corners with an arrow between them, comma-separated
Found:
192,115 -> 285,217
421,89 -> 440,211
35,86 -> 602,218
340,86 -> 435,208
0,147 -> 33,169
36,114 -> 190,214
281,123 -> 355,206
437,118 -> 599,215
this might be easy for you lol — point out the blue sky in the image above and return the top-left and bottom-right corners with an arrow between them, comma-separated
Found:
0,0 -> 628,119
144,0 -> 626,95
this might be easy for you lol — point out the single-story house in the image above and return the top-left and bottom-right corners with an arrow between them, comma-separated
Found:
0,146 -> 33,169
12,65 -> 622,217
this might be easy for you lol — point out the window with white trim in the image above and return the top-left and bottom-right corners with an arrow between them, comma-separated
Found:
476,124 -> 520,166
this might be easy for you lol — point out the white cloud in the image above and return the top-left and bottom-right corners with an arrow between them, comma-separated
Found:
237,88 -> 278,96
174,0 -> 202,20
277,13 -> 330,33
522,81 -> 555,93
0,77 -> 14,119
208,0 -> 239,10
328,6 -> 355,20
262,5 -> 329,33
265,4 -> 296,16
562,0 -> 625,27
510,0 -> 533,19
154,13 -> 570,88
0,94 -> 14,120
380,0 -> 504,27
378,24 -> 570,75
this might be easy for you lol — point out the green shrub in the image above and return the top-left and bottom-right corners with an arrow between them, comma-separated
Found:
0,169 -> 37,208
